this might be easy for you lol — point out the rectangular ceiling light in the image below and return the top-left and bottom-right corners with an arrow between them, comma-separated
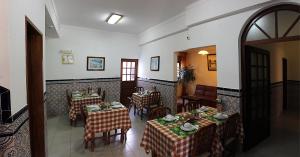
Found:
106,13 -> 123,24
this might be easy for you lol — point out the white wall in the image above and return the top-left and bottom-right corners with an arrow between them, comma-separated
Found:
0,0 -> 10,88
138,0 -> 300,90
8,0 -> 46,114
46,25 -> 140,80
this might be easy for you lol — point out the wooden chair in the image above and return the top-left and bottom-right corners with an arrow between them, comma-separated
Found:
148,106 -> 171,120
97,88 -> 101,96
80,105 -> 87,127
101,90 -> 106,101
141,91 -> 161,120
66,89 -> 73,125
186,100 -> 201,112
223,113 -> 240,157
191,124 -> 216,157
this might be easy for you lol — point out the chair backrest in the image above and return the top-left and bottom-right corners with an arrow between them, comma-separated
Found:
148,106 -> 171,120
149,91 -> 161,105
80,105 -> 87,127
135,87 -> 144,92
66,89 -> 72,106
192,124 -> 216,157
97,88 -> 101,96
101,90 -> 106,101
186,101 -> 201,112
224,113 -> 240,141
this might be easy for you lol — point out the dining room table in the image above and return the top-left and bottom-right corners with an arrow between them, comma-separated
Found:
69,91 -> 103,125
140,106 -> 244,157
84,102 -> 132,151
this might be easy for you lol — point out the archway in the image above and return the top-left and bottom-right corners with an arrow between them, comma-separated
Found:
240,4 -> 300,150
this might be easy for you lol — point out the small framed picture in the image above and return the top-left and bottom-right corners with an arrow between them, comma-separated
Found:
207,54 -> 217,71
87,57 -> 105,71
150,56 -> 160,71
62,53 -> 74,64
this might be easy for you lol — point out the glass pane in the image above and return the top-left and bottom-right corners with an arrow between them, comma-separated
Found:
251,53 -> 257,65
127,62 -> 131,68
132,62 -> 135,68
123,62 -> 126,68
264,55 -> 267,66
258,54 -> 263,66
246,25 -> 269,41
264,68 -> 268,79
122,75 -> 126,81
251,81 -> 256,88
131,75 -> 135,81
131,69 -> 135,74
256,12 -> 275,38
278,11 -> 299,37
258,68 -> 263,80
127,75 -> 130,81
127,69 -> 131,74
122,69 -> 127,75
251,67 -> 257,80
287,21 -> 300,36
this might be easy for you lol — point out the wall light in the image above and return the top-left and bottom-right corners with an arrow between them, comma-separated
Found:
106,13 -> 123,24
198,50 -> 209,55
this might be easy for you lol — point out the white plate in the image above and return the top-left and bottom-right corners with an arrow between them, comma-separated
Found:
213,113 -> 228,120
87,105 -> 100,110
90,93 -> 99,97
180,125 -> 196,132
111,105 -> 123,108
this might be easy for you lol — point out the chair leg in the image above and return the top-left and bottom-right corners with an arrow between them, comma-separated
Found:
134,105 -> 136,116
91,139 -> 95,152
141,108 -> 143,120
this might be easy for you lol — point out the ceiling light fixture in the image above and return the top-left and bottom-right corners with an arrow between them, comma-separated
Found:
106,13 -> 123,24
198,50 -> 209,55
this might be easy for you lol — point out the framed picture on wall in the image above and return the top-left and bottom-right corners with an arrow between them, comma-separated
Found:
207,54 -> 217,71
150,56 -> 160,71
87,57 -> 105,71
61,52 -> 74,64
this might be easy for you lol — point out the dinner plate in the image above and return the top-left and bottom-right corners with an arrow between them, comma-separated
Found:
111,104 -> 124,108
180,125 -> 196,132
213,113 -> 228,120
90,93 -> 99,97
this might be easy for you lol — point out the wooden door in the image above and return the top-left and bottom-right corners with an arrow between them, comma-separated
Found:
26,18 -> 45,157
243,46 -> 271,150
120,59 -> 138,105
282,58 -> 287,110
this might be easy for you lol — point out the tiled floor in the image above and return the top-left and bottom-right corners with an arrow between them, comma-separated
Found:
47,109 -> 299,157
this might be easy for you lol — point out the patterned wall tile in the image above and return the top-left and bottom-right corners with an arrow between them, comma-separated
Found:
137,78 -> 177,113
46,78 -> 121,117
217,88 -> 241,114
0,109 -> 31,157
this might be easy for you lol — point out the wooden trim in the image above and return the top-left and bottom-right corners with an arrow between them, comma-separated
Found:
26,17 -> 45,157
254,23 -> 272,39
283,15 -> 300,37
244,35 -> 300,45
275,11 -> 278,39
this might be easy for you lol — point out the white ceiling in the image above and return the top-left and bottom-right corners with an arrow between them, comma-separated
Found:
53,0 -> 198,34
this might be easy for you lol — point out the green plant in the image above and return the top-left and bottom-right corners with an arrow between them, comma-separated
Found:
178,66 -> 196,84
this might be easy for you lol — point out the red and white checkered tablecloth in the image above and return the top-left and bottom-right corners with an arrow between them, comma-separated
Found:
140,108 -> 244,157
84,107 -> 131,142
69,97 -> 102,121
140,112 -> 222,157
132,93 -> 151,109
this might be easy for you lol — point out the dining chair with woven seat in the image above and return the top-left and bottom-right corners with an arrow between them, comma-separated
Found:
186,100 -> 201,112
191,124 -> 216,157
222,113 -> 240,157
141,91 -> 161,120
148,106 -> 171,120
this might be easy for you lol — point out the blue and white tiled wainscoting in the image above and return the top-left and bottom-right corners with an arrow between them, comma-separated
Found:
217,88 -> 242,113
0,107 -> 31,157
137,78 -> 177,113
46,78 -> 121,117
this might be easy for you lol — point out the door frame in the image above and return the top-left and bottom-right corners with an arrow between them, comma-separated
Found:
240,3 -> 300,151
120,58 -> 139,104
25,17 -> 45,157
282,58 -> 287,110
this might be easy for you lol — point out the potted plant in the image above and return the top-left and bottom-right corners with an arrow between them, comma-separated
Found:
178,66 -> 196,96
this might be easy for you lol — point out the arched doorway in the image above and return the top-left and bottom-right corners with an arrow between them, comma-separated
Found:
240,4 -> 300,150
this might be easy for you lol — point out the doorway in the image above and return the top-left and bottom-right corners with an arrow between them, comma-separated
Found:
26,18 -> 45,157
241,4 -> 300,151
120,59 -> 138,105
